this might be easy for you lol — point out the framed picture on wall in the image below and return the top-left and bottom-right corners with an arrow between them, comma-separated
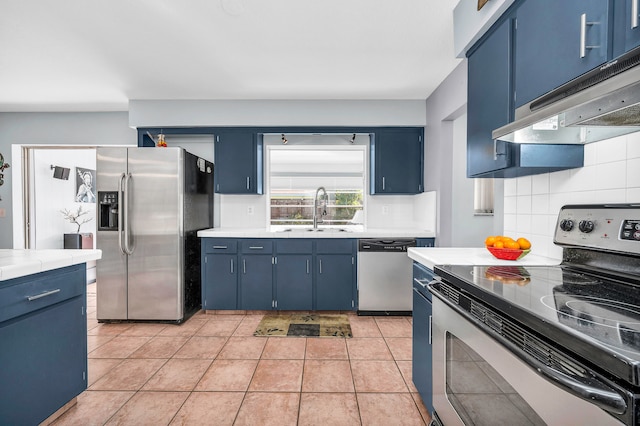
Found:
75,167 -> 96,203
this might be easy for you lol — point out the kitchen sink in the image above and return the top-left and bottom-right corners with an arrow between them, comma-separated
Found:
277,228 -> 352,233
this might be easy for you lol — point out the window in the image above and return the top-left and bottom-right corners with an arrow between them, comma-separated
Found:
266,141 -> 365,230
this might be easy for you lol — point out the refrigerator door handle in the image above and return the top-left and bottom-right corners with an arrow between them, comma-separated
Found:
118,173 -> 126,254
122,172 -> 134,255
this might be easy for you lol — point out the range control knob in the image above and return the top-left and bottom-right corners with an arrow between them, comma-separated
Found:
559,219 -> 574,232
578,220 -> 595,233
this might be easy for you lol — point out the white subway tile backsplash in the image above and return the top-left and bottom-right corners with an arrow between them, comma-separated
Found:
530,194 -> 549,214
627,158 -> 640,188
531,173 -> 549,195
516,175 -> 532,195
583,142 -> 597,166
627,187 -> 640,202
594,161 -> 627,190
570,166 -> 596,192
628,134 -> 640,159
504,196 -> 517,214
503,214 -> 517,234
516,214 -> 532,233
530,214 -> 548,234
504,178 -> 517,196
595,134 -> 627,163
592,189 -> 628,203
548,169 -> 573,194
516,195 -> 532,214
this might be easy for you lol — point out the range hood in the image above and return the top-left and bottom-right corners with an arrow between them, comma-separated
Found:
493,45 -> 640,144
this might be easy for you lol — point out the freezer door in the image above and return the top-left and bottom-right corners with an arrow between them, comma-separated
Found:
96,147 -> 128,320
126,148 -> 184,320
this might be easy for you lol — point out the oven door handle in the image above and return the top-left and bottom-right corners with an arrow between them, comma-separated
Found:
527,355 -> 627,415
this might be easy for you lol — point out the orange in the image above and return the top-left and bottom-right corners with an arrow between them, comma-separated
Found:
493,241 -> 505,249
517,237 -> 532,250
485,236 -> 497,247
505,240 -> 520,250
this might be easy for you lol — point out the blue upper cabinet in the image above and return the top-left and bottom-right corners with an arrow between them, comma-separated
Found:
467,15 -> 514,177
613,0 -> 640,57
514,0 -> 611,108
214,131 -> 263,194
371,128 -> 424,195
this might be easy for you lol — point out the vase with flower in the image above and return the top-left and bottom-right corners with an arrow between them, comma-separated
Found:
60,205 -> 94,249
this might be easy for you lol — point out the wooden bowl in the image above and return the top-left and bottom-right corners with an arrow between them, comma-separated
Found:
486,246 -> 531,260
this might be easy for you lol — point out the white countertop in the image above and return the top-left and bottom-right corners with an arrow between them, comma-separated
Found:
197,227 -> 436,239
408,247 -> 560,270
0,249 -> 102,281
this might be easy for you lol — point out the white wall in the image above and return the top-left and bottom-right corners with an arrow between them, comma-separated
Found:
504,132 -> 640,259
453,0 -> 515,57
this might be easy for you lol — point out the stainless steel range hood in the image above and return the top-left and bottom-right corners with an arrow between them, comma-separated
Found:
493,46 -> 640,144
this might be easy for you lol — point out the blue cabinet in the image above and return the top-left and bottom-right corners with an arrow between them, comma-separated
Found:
613,0 -> 640,56
239,254 -> 274,310
214,131 -> 263,194
416,238 -> 435,247
371,128 -> 424,195
316,239 -> 356,310
0,264 -> 87,425
202,239 -> 239,310
412,261 -> 435,413
276,255 -> 313,310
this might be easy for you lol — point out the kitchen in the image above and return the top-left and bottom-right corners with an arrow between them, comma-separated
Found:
1,0 -> 640,425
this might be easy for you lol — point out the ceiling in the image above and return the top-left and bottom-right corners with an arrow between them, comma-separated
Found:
0,0 -> 461,112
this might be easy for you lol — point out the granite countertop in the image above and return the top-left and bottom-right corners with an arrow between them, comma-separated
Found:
408,247 -> 560,270
0,249 -> 102,281
197,227 -> 436,239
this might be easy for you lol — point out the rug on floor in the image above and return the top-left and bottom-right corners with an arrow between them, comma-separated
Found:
254,314 -> 352,338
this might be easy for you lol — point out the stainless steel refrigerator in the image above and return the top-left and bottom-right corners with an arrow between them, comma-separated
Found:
96,147 -> 213,323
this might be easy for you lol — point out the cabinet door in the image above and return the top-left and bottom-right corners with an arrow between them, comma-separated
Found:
203,254 -> 237,309
613,0 -> 640,57
412,288 -> 433,412
371,129 -> 423,194
239,255 -> 273,310
467,17 -> 513,177
316,254 -> 354,310
515,0 -> 610,108
0,296 -> 86,425
275,255 -> 313,310
214,131 -> 261,194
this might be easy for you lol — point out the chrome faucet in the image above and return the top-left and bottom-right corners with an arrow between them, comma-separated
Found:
313,186 -> 328,229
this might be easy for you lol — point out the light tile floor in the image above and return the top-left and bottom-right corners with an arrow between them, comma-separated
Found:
52,283 -> 431,425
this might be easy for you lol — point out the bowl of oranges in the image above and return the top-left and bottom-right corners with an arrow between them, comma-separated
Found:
485,235 -> 532,260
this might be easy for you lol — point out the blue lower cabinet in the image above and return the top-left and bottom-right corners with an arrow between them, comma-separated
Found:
275,255 -> 313,310
0,264 -> 87,425
412,262 -> 434,412
203,254 -> 237,309
416,238 -> 435,247
316,254 -> 355,310
239,254 -> 274,310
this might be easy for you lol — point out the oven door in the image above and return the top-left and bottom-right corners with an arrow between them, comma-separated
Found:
431,296 -> 625,426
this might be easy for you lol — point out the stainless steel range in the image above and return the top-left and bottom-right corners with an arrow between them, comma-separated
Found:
429,204 -> 640,426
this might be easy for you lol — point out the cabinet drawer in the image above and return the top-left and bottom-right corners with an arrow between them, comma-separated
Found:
276,239 -> 313,254
241,239 -> 273,254
203,239 -> 238,253
0,264 -> 85,323
315,239 -> 355,254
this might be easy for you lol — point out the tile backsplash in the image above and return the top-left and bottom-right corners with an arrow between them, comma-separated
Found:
504,132 -> 640,259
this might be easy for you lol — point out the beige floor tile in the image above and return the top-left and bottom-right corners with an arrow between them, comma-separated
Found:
104,391 -> 189,425
374,317 -> 412,337
396,360 -> 418,393
348,317 -> 382,337
217,336 -> 267,359
88,358 -> 123,386
346,338 -> 393,360
129,336 -> 189,359
350,360 -> 408,392
411,392 -> 432,424
142,358 -> 212,391
298,393 -> 361,426
87,323 -> 134,336
172,336 -> 228,359
195,359 -> 258,391
170,392 -> 245,425
261,336 -> 307,359
88,336 -> 152,359
232,316 -> 265,336
117,323 -> 168,337
248,359 -> 304,392
357,393 -> 425,426
234,392 -> 300,426
157,318 -> 207,337
87,334 -> 115,353
385,337 -> 413,361
302,360 -> 354,392
305,338 -> 348,359
51,390 -> 134,426
89,358 -> 166,391
195,318 -> 241,336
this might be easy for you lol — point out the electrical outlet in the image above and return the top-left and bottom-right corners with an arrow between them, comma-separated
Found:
382,205 -> 390,215
247,205 -> 254,215
0,208 -> 4,218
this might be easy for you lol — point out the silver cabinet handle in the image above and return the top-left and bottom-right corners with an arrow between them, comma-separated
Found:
118,173 -> 126,255
382,176 -> 386,190
27,289 -> 61,301
243,259 -> 246,274
306,259 -> 310,274
230,259 -> 234,274
413,278 -> 429,289
213,245 -> 228,249
319,259 -> 323,274
249,246 -> 263,250
122,173 -> 134,255
428,315 -> 433,345
246,176 -> 250,190
580,13 -> 600,58
633,0 -> 639,29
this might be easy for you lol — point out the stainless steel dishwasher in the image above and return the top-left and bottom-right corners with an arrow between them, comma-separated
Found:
357,239 -> 417,315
